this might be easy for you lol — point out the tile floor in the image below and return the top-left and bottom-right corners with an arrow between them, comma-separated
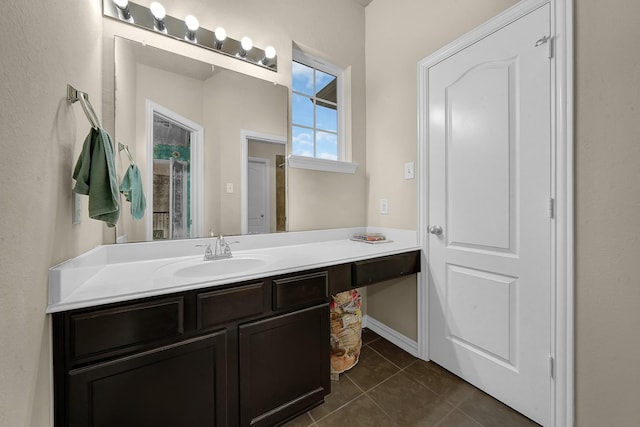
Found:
284,329 -> 539,427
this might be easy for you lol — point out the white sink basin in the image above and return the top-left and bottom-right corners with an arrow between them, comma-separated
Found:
155,254 -> 272,279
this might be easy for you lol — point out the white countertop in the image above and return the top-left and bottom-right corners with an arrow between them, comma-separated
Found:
47,228 -> 420,313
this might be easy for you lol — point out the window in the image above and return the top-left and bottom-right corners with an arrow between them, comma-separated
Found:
291,52 -> 342,161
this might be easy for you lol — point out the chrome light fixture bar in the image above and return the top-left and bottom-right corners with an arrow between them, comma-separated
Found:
103,0 -> 277,72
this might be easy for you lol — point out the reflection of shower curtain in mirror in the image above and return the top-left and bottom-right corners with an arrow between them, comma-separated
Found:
169,157 -> 188,239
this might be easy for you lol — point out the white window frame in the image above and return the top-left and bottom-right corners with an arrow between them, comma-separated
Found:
290,49 -> 356,174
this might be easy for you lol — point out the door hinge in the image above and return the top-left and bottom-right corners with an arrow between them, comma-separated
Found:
548,197 -> 555,219
535,35 -> 553,59
549,355 -> 555,379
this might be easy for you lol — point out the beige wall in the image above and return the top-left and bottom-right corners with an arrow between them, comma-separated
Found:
574,1 -> 640,425
113,37 -> 139,241
366,0 -> 640,425
364,0 -> 517,341
0,1 -> 104,426
0,2 -> 366,425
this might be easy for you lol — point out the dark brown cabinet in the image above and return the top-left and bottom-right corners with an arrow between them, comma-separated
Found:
66,331 -> 227,427
239,304 -> 330,427
52,250 -> 419,426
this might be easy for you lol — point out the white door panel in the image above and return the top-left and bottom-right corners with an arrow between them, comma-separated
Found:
446,59 -> 516,251
248,158 -> 270,234
428,4 -> 551,425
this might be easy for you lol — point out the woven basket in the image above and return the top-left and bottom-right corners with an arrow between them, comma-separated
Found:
330,289 -> 362,375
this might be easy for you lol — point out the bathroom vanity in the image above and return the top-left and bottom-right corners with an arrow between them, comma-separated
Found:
48,229 -> 420,426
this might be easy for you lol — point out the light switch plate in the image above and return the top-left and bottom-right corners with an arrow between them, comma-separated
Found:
404,162 -> 415,180
226,183 -> 234,193
380,198 -> 389,215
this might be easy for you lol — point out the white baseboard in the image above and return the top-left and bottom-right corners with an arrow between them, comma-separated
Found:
362,315 -> 419,357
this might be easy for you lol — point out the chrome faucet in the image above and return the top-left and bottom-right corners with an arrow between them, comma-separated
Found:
197,235 -> 235,261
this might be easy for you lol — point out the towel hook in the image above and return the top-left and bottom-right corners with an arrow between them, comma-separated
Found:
118,142 -> 135,166
67,84 -> 102,130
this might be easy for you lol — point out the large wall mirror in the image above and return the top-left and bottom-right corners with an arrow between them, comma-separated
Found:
111,36 -> 289,243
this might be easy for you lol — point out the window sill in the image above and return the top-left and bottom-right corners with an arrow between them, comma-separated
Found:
287,155 -> 358,174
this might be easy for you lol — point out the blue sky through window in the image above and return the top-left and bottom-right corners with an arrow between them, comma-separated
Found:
292,61 -> 338,160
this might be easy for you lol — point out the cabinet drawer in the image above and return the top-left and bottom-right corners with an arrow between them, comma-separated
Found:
273,272 -> 328,310
328,264 -> 352,295
197,282 -> 265,329
70,297 -> 184,360
351,251 -> 420,287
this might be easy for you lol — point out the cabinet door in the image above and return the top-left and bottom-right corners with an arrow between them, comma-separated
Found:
239,304 -> 330,427
67,331 -> 227,427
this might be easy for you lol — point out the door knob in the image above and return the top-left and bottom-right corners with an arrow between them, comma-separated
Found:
429,225 -> 443,236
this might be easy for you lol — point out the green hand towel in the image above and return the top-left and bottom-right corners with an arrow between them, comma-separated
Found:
119,164 -> 146,220
73,128 -> 120,227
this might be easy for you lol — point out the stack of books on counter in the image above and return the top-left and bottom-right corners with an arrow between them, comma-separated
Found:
350,232 -> 393,244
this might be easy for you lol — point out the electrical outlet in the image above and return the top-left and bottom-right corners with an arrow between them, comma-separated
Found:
380,198 -> 389,215
72,192 -> 82,225
404,162 -> 415,180
226,183 -> 234,193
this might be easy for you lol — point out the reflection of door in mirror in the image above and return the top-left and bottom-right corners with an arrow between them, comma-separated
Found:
148,105 -> 204,240
248,158 -> 269,234
246,138 -> 287,234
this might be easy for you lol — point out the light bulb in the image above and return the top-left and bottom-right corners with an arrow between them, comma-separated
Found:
150,2 -> 166,20
184,15 -> 199,42
214,27 -> 227,42
213,27 -> 227,49
185,15 -> 199,31
113,0 -> 132,20
241,37 -> 253,52
264,46 -> 276,59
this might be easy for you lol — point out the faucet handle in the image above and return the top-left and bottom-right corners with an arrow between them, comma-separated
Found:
219,236 -> 229,254
196,243 -> 214,260
219,237 -> 239,256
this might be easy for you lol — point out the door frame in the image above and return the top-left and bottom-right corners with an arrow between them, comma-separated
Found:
240,129 -> 287,235
247,157 -> 271,234
146,100 -> 204,240
416,0 -> 574,425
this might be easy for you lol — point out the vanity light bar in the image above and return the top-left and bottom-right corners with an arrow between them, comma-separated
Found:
103,0 -> 277,72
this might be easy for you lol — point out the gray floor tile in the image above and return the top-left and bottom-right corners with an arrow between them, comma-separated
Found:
458,389 -> 540,427
436,409 -> 482,427
361,328 -> 382,345
368,337 -> 417,369
405,360 -> 475,405
368,371 -> 454,426
291,334 -> 539,427
315,395 -> 396,427
344,346 -> 399,391
282,411 -> 315,427
309,375 -> 362,421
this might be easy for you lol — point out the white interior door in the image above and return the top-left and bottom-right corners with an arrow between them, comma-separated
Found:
427,4 -> 552,425
247,158 -> 270,234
